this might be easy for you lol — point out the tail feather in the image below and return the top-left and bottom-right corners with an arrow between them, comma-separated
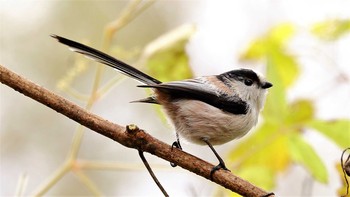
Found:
51,34 -> 161,85
130,96 -> 159,104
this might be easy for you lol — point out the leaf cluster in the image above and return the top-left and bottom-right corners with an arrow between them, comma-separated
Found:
226,23 -> 350,193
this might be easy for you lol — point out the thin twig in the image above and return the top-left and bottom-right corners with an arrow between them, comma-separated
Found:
15,173 -> 29,197
31,161 -> 71,196
0,64 -> 273,197
12,2 -> 157,196
103,0 -> 156,50
138,150 -> 169,196
341,148 -> 350,197
73,170 -> 102,196
67,125 -> 86,160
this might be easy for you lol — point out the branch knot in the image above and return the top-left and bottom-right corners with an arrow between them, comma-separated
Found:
126,124 -> 140,134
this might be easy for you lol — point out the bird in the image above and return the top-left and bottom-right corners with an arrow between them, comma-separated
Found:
51,34 -> 272,177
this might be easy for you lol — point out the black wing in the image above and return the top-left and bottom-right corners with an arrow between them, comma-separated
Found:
139,78 -> 248,115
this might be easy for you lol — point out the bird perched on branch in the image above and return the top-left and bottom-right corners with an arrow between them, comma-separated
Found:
52,35 -> 272,178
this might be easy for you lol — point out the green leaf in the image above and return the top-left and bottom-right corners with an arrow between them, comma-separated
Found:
140,24 -> 195,82
286,99 -> 314,125
308,119 -> 350,148
146,49 -> 192,81
240,23 -> 295,61
138,24 -> 196,123
263,59 -> 288,123
269,52 -> 299,88
312,19 -> 350,41
288,134 -> 328,183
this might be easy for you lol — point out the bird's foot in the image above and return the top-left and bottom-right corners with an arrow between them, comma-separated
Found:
171,140 -> 182,150
210,162 -> 230,180
170,140 -> 182,167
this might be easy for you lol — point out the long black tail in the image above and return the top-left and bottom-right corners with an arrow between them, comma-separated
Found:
51,35 -> 161,85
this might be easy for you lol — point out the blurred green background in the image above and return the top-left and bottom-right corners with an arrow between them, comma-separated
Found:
1,0 -> 349,196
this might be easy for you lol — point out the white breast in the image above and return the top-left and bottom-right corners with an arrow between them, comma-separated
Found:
166,100 -> 258,145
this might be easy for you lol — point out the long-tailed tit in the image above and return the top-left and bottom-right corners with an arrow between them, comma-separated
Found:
52,35 -> 272,177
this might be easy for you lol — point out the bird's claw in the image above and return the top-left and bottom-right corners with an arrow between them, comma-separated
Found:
170,141 -> 182,167
210,162 -> 230,180
171,141 -> 182,150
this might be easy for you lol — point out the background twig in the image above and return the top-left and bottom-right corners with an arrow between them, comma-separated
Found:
138,148 -> 169,196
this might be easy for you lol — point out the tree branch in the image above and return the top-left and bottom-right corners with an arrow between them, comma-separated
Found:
0,64 -> 274,197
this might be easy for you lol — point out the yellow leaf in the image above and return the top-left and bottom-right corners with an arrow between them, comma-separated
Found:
240,38 -> 267,60
253,133 -> 290,171
269,23 -> 295,45
240,23 -> 295,61
228,123 -> 290,172
286,99 -> 315,125
312,19 -> 350,41
228,123 -> 277,163
234,166 -> 275,191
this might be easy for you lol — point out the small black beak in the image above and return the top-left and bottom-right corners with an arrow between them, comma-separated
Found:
261,82 -> 273,89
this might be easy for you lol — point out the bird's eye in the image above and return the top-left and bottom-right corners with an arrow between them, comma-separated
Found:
244,79 -> 253,86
